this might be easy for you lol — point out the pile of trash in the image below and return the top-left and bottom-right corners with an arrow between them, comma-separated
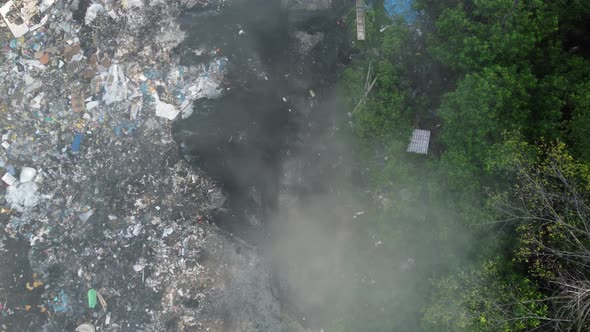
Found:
0,0 -> 297,330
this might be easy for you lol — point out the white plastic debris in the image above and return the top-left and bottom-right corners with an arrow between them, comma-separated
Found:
180,100 -> 194,119
132,224 -> 141,236
155,100 -> 180,120
2,173 -> 17,186
79,209 -> 94,222
107,10 -> 118,20
162,227 -> 174,238
1,142 -> 10,150
30,93 -> 45,109
129,102 -> 140,121
123,0 -> 144,8
86,100 -> 99,110
30,235 -> 43,246
38,0 -> 55,13
19,167 -> 37,183
6,182 -> 41,212
75,323 -> 96,332
185,58 -> 227,100
102,64 -> 128,105
133,261 -> 145,272
85,4 -> 105,25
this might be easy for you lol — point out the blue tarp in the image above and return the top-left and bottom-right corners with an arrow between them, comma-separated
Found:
384,0 -> 417,23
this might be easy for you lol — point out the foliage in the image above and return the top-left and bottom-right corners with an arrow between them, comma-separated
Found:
340,16 -> 414,143
339,0 -> 590,330
438,66 -> 533,177
428,0 -> 558,72
423,258 -> 548,332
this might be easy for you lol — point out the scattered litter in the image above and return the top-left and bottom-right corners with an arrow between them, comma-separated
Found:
71,93 -> 86,113
96,291 -> 107,311
85,101 -> 99,110
2,173 -> 17,186
71,133 -> 84,152
26,280 -> 44,291
79,209 -> 94,222
51,290 -> 70,313
87,289 -> 97,309
133,260 -> 145,272
30,93 -> 45,109
39,53 -> 50,65
75,323 -> 96,332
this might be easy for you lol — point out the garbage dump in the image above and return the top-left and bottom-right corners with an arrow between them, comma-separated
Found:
0,0 -> 307,330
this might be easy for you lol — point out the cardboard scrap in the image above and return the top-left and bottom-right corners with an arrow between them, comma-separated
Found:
0,1 -> 30,38
71,93 -> 86,113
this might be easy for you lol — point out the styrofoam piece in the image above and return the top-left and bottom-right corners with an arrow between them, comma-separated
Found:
19,167 -> 37,183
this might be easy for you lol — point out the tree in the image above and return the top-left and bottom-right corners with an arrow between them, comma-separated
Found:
438,65 -> 534,193
494,143 -> 590,330
428,0 -> 558,72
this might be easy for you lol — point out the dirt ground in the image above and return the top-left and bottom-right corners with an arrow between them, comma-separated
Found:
0,226 -> 44,332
